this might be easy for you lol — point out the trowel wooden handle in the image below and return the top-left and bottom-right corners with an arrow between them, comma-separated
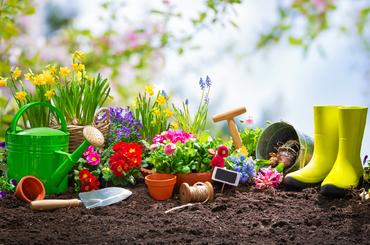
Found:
31,199 -> 80,211
227,118 -> 243,150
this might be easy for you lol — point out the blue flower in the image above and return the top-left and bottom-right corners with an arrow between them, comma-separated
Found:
233,165 -> 241,172
199,77 -> 206,90
205,75 -> 212,88
204,93 -> 210,104
161,90 -> 169,100
185,99 -> 189,105
10,179 -> 17,186
364,155 -> 368,165
240,154 -> 246,161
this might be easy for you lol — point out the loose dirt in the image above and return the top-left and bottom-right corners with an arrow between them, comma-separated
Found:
1,175 -> 370,245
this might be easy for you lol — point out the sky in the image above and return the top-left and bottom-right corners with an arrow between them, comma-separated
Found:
75,0 -> 370,157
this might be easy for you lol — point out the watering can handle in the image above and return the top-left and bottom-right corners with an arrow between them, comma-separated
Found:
10,102 -> 67,133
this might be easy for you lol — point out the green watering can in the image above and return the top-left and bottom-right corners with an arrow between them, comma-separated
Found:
6,102 -> 105,195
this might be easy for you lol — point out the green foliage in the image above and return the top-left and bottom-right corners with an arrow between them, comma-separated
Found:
0,95 -> 20,142
0,175 -> 17,194
145,136 -> 224,174
0,0 -> 35,75
239,122 -> 264,158
53,73 -> 111,126
172,86 -> 211,138
132,89 -> 172,144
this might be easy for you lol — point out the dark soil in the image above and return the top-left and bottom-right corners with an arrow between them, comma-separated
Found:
1,174 -> 370,245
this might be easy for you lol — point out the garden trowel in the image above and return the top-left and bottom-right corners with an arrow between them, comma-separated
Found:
30,187 -> 132,211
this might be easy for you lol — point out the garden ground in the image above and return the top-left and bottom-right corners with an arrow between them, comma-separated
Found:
1,174 -> 370,245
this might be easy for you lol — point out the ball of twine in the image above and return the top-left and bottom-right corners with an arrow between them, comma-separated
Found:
180,181 -> 214,204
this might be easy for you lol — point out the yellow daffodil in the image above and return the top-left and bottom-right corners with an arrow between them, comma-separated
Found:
171,121 -> 178,130
164,108 -> 173,117
32,74 -> 45,86
16,91 -> 27,102
12,67 -> 22,79
152,108 -> 160,116
24,73 -> 33,81
0,78 -> 7,87
132,98 -> 139,107
151,118 -> 156,126
145,84 -> 156,96
156,95 -> 166,105
59,67 -> 71,77
71,63 -> 78,71
77,71 -> 82,80
44,89 -> 56,100
50,66 -> 57,73
77,64 -> 85,71
77,50 -> 84,59
238,146 -> 249,156
43,71 -> 53,85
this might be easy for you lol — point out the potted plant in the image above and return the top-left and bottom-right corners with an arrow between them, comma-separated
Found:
142,130 -> 226,186
3,50 -> 113,153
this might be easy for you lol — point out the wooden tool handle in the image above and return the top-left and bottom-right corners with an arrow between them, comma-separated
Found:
227,118 -> 243,150
31,199 -> 80,211
212,107 -> 246,122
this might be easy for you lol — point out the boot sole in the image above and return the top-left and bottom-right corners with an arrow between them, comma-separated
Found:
321,177 -> 363,198
284,177 -> 322,190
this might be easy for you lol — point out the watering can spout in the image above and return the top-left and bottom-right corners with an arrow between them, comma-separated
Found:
50,143 -> 91,187
50,126 -> 105,187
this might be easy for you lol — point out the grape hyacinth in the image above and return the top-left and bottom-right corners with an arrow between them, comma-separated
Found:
204,93 -> 210,104
106,107 -> 143,147
227,154 -> 257,184
205,75 -> 212,88
199,77 -> 206,90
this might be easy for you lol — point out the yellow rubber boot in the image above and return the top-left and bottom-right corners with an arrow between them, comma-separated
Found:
321,106 -> 368,196
284,105 -> 341,189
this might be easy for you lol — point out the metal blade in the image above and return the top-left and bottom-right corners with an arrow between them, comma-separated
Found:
79,187 -> 132,209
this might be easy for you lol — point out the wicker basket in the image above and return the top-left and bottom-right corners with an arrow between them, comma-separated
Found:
50,108 -> 111,153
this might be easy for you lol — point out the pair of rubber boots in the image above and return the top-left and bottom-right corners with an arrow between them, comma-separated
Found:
284,106 -> 368,196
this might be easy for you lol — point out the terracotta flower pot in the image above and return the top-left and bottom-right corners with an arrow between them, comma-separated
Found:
145,173 -> 176,201
14,176 -> 46,203
140,167 -> 214,187
174,172 -> 214,187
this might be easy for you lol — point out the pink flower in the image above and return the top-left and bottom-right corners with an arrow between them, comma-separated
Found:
208,148 -> 216,156
161,131 -> 168,137
149,144 -> 159,150
312,0 -> 327,13
211,155 -> 225,169
255,167 -> 282,190
152,131 -> 196,144
86,151 -> 100,165
83,145 -> 94,156
217,146 -> 229,158
244,116 -> 255,125
164,143 -> 177,156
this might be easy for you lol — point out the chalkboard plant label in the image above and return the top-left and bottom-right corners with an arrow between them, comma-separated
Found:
211,166 -> 240,186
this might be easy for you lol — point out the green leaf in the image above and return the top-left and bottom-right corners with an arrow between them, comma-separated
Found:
288,37 -> 303,45
229,20 -> 238,29
151,10 -> 164,15
199,12 -> 206,23
199,130 -> 211,144
182,166 -> 191,173
178,47 -> 184,55
23,6 -> 35,15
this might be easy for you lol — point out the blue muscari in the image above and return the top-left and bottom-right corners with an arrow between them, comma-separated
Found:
199,77 -> 206,90
229,154 -> 256,184
205,75 -> 212,88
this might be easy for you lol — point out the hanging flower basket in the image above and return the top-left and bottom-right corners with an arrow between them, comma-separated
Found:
50,108 -> 111,153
